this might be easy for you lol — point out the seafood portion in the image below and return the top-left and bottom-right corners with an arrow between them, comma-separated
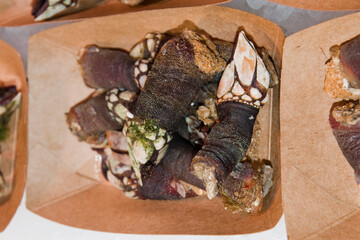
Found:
329,100 -> 360,189
66,28 -> 278,215
32,0 -> 105,21
324,35 -> 360,99
125,29 -> 227,182
191,31 -> 271,214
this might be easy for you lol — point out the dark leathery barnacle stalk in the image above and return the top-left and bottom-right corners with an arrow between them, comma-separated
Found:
191,31 -> 271,206
329,100 -> 360,190
125,29 -> 227,183
134,29 -> 226,131
159,135 -> 204,189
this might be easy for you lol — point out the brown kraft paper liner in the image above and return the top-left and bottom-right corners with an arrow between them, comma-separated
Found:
27,6 -> 284,234
281,12 -> 360,240
0,40 -> 27,232
268,0 -> 360,11
0,0 -> 229,27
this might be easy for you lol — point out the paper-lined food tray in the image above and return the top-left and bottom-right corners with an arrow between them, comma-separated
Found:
268,0 -> 360,11
27,6 -> 283,234
281,12 -> 360,240
0,0 -> 229,27
0,39 -> 27,232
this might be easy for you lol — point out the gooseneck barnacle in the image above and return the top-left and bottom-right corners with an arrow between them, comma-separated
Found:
78,32 -> 170,93
191,31 -> 272,214
124,29 -> 226,184
100,133 -> 202,200
66,88 -> 137,144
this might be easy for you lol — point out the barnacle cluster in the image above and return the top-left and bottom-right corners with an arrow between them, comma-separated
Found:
66,28 -> 278,214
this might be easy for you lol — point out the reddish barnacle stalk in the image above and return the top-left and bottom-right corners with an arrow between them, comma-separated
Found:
329,100 -> 360,190
78,45 -> 143,92
66,89 -> 137,144
78,33 -> 169,92
191,31 -> 272,214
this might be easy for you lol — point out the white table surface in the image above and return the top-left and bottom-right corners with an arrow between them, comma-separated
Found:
0,0 -> 357,239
